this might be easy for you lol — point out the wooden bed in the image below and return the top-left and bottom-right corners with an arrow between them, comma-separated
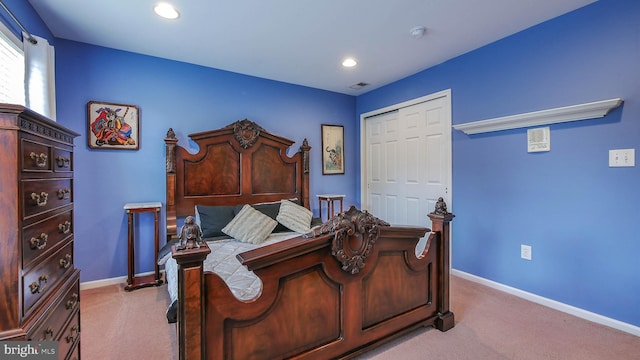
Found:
164,119 -> 455,359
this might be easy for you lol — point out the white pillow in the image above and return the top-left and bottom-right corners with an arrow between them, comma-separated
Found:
222,205 -> 277,244
276,199 -> 313,233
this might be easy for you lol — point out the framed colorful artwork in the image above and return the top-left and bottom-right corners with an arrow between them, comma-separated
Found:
321,124 -> 345,175
87,101 -> 140,150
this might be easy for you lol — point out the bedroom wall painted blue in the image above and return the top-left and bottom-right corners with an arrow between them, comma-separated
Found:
52,41 -> 358,283
356,0 -> 639,327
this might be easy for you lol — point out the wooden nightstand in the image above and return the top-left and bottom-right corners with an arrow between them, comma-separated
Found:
317,194 -> 345,222
124,202 -> 164,291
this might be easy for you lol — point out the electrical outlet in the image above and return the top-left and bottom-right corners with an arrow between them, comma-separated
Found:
521,245 -> 532,260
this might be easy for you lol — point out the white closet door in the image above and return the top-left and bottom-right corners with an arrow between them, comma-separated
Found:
364,93 -> 451,228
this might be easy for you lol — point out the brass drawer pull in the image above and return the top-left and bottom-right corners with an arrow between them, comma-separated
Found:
58,220 -> 72,234
31,192 -> 48,206
29,274 -> 48,294
59,254 -> 72,269
56,156 -> 70,168
44,327 -> 55,340
65,293 -> 79,310
57,188 -> 71,200
29,233 -> 48,250
65,324 -> 79,343
30,152 -> 48,168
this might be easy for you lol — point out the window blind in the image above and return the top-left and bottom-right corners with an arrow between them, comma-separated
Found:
0,27 -> 25,105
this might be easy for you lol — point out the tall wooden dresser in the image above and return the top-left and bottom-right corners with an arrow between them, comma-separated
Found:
0,104 -> 81,359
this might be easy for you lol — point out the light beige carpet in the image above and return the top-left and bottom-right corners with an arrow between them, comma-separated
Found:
80,275 -> 639,359
80,284 -> 176,359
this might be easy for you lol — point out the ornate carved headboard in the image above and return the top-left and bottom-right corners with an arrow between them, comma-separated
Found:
164,119 -> 311,240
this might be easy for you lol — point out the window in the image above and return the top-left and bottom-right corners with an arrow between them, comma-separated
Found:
0,22 -> 25,105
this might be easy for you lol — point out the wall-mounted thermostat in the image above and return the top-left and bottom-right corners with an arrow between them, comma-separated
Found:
527,127 -> 550,153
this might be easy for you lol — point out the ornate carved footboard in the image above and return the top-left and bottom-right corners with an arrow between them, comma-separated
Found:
172,205 -> 455,360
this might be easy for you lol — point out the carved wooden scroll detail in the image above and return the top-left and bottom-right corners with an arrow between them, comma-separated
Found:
229,119 -> 263,149
308,206 -> 390,274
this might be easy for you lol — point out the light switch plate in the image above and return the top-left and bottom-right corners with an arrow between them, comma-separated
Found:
521,244 -> 532,260
609,149 -> 635,167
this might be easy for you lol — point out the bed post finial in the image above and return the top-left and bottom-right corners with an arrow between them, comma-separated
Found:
165,128 -> 178,173
431,197 -> 451,216
176,216 -> 206,250
165,128 -> 179,240
300,138 -> 311,208
301,138 -> 310,174
428,197 -> 455,331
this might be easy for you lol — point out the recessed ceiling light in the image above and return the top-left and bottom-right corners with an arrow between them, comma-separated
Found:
154,3 -> 180,19
342,58 -> 357,68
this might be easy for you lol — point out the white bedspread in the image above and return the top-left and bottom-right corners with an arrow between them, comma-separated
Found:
164,232 -> 300,305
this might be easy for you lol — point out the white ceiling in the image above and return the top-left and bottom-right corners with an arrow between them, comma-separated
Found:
27,0 -> 596,95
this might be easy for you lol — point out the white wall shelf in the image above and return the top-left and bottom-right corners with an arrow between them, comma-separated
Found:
453,98 -> 623,135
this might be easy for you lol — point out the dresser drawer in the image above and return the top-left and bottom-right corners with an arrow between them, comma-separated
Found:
21,138 -> 52,173
22,179 -> 73,219
23,241 -> 74,317
58,310 -> 80,359
23,210 -> 73,268
29,275 -> 79,342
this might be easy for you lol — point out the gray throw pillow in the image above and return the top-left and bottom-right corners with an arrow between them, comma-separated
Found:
276,200 -> 313,233
222,205 -> 277,244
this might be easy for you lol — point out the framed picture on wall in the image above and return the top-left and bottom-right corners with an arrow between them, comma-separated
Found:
87,101 -> 140,150
321,124 -> 345,175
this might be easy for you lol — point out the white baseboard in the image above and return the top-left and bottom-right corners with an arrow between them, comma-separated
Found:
80,270 -> 165,291
452,269 -> 640,337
